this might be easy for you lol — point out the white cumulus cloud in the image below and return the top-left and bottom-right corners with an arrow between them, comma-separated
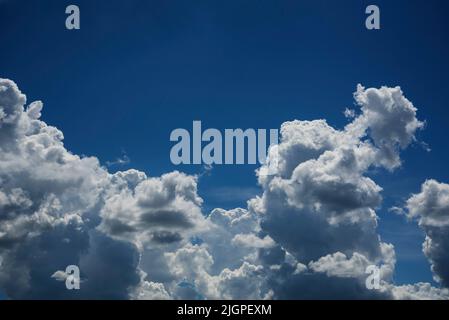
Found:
0,78 -> 446,300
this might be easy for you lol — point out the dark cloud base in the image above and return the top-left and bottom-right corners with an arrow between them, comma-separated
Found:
0,78 -> 448,300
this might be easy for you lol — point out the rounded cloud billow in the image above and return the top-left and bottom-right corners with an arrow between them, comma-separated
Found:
0,78 -> 448,300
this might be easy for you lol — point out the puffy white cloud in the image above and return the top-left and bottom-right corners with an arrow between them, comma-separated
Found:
309,252 -> 373,278
161,243 -> 272,300
99,170 -> 206,248
207,262 -> 273,300
0,84 -> 271,298
0,78 -> 204,299
201,208 -> 263,272
390,283 -> 449,300
0,78 -> 106,298
231,234 -> 275,249
249,84 -> 431,299
308,244 -> 395,284
0,78 -> 444,300
405,179 -> 449,227
137,206 -> 272,300
253,133 -> 386,267
402,180 -> 449,288
132,281 -> 171,300
155,84 -> 429,300
347,85 -> 424,170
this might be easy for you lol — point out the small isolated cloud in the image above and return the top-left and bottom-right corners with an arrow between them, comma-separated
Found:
51,270 -> 68,282
344,108 -> 356,119
106,153 -> 130,167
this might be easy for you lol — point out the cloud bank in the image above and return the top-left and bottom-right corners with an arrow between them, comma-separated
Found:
0,78 -> 447,299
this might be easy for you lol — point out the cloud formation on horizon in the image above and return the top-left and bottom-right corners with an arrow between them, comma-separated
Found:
0,78 -> 448,299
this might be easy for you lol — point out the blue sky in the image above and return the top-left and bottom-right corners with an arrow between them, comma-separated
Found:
1,0 -> 449,288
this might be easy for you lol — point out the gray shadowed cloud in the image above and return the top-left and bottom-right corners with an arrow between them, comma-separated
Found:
1,78 -> 448,299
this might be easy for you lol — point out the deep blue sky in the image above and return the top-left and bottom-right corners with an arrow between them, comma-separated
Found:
1,0 -> 449,286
